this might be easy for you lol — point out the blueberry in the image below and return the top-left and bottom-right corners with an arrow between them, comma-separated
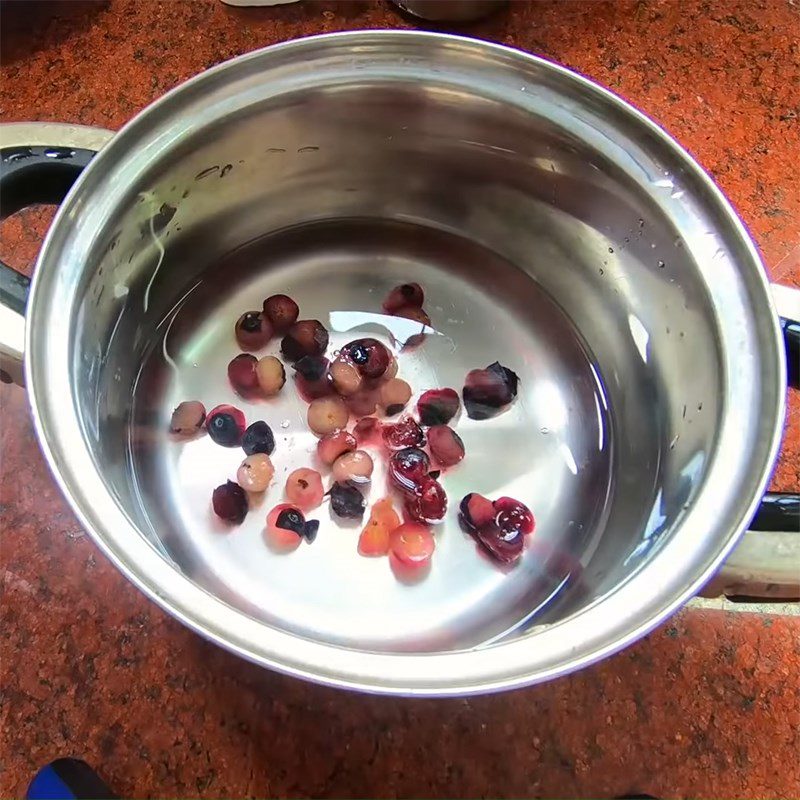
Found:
328,482 -> 365,518
212,481 -> 248,524
206,404 -> 246,447
242,420 -> 275,455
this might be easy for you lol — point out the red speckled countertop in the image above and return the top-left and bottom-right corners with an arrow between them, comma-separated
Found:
1,2 -> 798,798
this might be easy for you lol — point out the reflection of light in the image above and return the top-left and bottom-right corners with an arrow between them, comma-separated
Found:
624,488 -> 667,566
593,391 -> 605,452
559,442 -> 578,475
328,310 -> 439,348
531,379 -> 569,433
627,313 -> 650,363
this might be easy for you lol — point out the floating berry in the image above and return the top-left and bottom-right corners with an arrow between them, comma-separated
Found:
353,416 -> 382,444
342,338 -> 392,380
332,450 -> 374,485
383,283 -> 424,313
285,468 -> 324,510
307,396 -> 349,436
212,480 -> 248,524
206,404 -> 246,446
263,294 -> 299,333
379,378 -> 412,416
228,353 -> 259,396
317,430 -> 357,465
388,447 -> 430,494
427,425 -> 465,467
405,476 -> 448,524
328,482 -> 365,519
474,523 -> 524,565
382,416 -> 424,450
235,311 -> 273,351
493,496 -> 535,536
241,420 -> 275,455
281,319 -> 329,362
462,361 -> 519,420
330,357 -> 363,396
389,522 -> 435,566
458,493 -> 495,532
237,453 -> 274,493
255,355 -> 286,396
169,400 -> 206,437
417,388 -> 460,426
293,355 -> 332,400
358,498 -> 400,557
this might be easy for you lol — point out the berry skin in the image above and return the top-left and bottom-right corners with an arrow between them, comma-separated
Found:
285,468 -> 324,510
212,481 -> 248,524
405,476 -> 448,525
417,388 -> 460,426
328,483 -> 366,519
343,338 -> 392,380
358,498 -> 401,557
388,447 -> 430,494
379,378 -> 412,416
237,453 -> 274,493
458,493 -> 495,532
307,396 -> 349,436
235,311 -> 273,350
169,400 -> 205,437
332,450 -> 374,485
462,362 -> 519,420
458,493 -> 533,566
206,404 -> 246,446
227,353 -> 260,396
255,355 -> 286,396
241,420 -> 275,455
389,522 -> 435,566
281,320 -> 329,362
263,294 -> 299,333
317,430 -> 357,465
427,425 -> 465,467
383,283 -> 424,313
381,416 -> 424,450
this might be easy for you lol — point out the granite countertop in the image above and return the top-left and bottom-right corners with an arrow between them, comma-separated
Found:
1,2 -> 798,798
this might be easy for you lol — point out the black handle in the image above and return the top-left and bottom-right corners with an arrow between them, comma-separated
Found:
0,144 -> 99,311
749,492 -> 800,532
781,317 -> 800,390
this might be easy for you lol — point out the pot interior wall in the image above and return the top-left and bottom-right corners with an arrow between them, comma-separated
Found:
70,77 -> 722,651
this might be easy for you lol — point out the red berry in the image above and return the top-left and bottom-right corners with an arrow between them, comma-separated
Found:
388,447 -> 431,494
458,493 -> 494,532
493,496 -> 535,536
382,416 -> 424,450
353,416 -> 382,444
227,353 -> 260,396
263,294 -> 299,333
427,425 -> 465,467
417,388 -> 460,426
383,283 -> 424,313
343,338 -> 392,380
212,481 -> 248,524
235,311 -> 273,351
389,522 -> 435,566
206,404 -> 246,446
285,468 -> 324,510
474,523 -> 524,565
281,320 -> 329,362
405,476 -> 447,524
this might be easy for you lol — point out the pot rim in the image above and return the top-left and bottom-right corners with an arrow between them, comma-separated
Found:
24,30 -> 786,695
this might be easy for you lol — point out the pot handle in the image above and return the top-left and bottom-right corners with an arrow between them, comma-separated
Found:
0,123 -> 114,386
705,282 -> 800,600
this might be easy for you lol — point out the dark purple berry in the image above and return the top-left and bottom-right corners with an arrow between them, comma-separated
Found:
212,481 -> 248,524
417,388 -> 460,426
276,506 -> 306,535
241,420 -> 275,455
328,482 -> 365,518
474,523 -> 524,565
405,477 -> 448,525
206,404 -> 246,447
281,320 -> 329,362
383,282 -> 424,313
462,362 -> 519,420
458,493 -> 495,532
493,496 -> 535,536
388,447 -> 430,494
263,294 -> 299,333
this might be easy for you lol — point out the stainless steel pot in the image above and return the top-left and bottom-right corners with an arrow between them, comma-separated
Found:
1,32 -> 798,695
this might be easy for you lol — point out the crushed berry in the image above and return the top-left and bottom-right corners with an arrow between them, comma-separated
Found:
462,362 -> 519,420
343,338 -> 392,379
458,493 -> 495,532
241,420 -> 275,455
405,476 -> 448,525
206,404 -> 246,447
388,447 -> 430,494
212,481 -> 248,524
281,319 -> 329,362
459,493 -> 534,565
417,388 -> 460,426
382,415 -> 424,450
